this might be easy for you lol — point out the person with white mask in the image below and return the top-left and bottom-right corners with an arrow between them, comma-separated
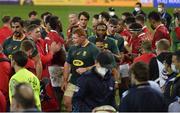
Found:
72,51 -> 116,112
157,3 -> 172,32
163,50 -> 180,105
132,2 -> 146,17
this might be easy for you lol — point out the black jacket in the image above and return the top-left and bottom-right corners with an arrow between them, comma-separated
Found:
119,82 -> 168,112
72,67 -> 116,112
133,10 -> 146,17
149,52 -> 172,80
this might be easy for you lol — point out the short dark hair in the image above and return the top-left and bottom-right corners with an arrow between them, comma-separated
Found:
13,83 -> 35,109
12,51 -> 28,67
11,16 -> 24,27
124,16 -> 136,25
158,3 -> 165,7
26,24 -> 39,33
136,14 -> 145,23
148,11 -> 161,22
93,14 -> 99,20
30,19 -> 41,26
96,51 -> 115,69
122,12 -> 133,19
78,11 -> 90,20
21,40 -> 35,52
41,12 -> 52,19
28,10 -> 37,18
99,11 -> 110,22
44,15 -> 51,25
2,16 -> 11,23
108,18 -> 118,25
136,2 -> 142,7
130,62 -> 149,82
129,22 -> 142,32
49,16 -> 63,32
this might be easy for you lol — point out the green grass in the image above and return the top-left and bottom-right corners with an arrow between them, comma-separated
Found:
0,5 -> 174,37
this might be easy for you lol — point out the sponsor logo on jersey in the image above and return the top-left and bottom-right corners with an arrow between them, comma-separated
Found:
73,60 -> 84,66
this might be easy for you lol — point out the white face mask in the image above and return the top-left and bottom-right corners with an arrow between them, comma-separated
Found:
171,64 -> 176,72
158,8 -> 163,13
96,67 -> 108,77
171,64 -> 179,73
135,7 -> 140,12
109,11 -> 115,16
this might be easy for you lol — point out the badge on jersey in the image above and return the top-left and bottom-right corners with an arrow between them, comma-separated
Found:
73,60 -> 84,66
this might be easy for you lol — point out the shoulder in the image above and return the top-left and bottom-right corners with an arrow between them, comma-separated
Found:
88,35 -> 96,41
88,42 -> 97,48
134,56 -> 142,62
106,37 -> 116,43
166,12 -> 172,17
4,36 -> 13,43
68,45 -> 78,51
78,70 -> 94,82
149,57 -> 157,64
115,33 -> 124,39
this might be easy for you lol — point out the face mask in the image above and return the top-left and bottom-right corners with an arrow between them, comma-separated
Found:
171,64 -> 179,73
96,67 -> 108,77
135,7 -> 140,12
109,11 -> 115,16
158,8 -> 163,13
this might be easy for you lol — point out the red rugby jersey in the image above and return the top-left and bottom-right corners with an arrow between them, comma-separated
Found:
152,24 -> 171,50
0,26 -> 12,44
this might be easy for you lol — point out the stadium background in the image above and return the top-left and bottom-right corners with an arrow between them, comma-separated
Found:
0,0 -> 177,38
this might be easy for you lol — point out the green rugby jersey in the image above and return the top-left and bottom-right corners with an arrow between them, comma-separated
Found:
3,36 -> 28,58
66,42 -> 100,85
3,36 -> 38,59
88,35 -> 119,54
107,33 -> 124,52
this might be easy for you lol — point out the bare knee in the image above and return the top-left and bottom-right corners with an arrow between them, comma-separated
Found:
63,96 -> 72,111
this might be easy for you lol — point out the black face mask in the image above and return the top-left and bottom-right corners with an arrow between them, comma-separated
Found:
150,24 -> 155,30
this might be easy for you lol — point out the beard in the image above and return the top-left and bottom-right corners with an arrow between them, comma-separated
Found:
97,33 -> 106,39
13,31 -> 22,37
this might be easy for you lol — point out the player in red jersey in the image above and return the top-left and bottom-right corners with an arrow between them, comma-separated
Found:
148,11 -> 171,50
0,16 -> 13,44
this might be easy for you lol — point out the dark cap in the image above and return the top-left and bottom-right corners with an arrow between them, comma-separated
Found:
96,51 -> 116,69
109,7 -> 115,11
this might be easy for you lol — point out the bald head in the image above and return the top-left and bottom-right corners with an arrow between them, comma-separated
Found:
12,83 -> 35,111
